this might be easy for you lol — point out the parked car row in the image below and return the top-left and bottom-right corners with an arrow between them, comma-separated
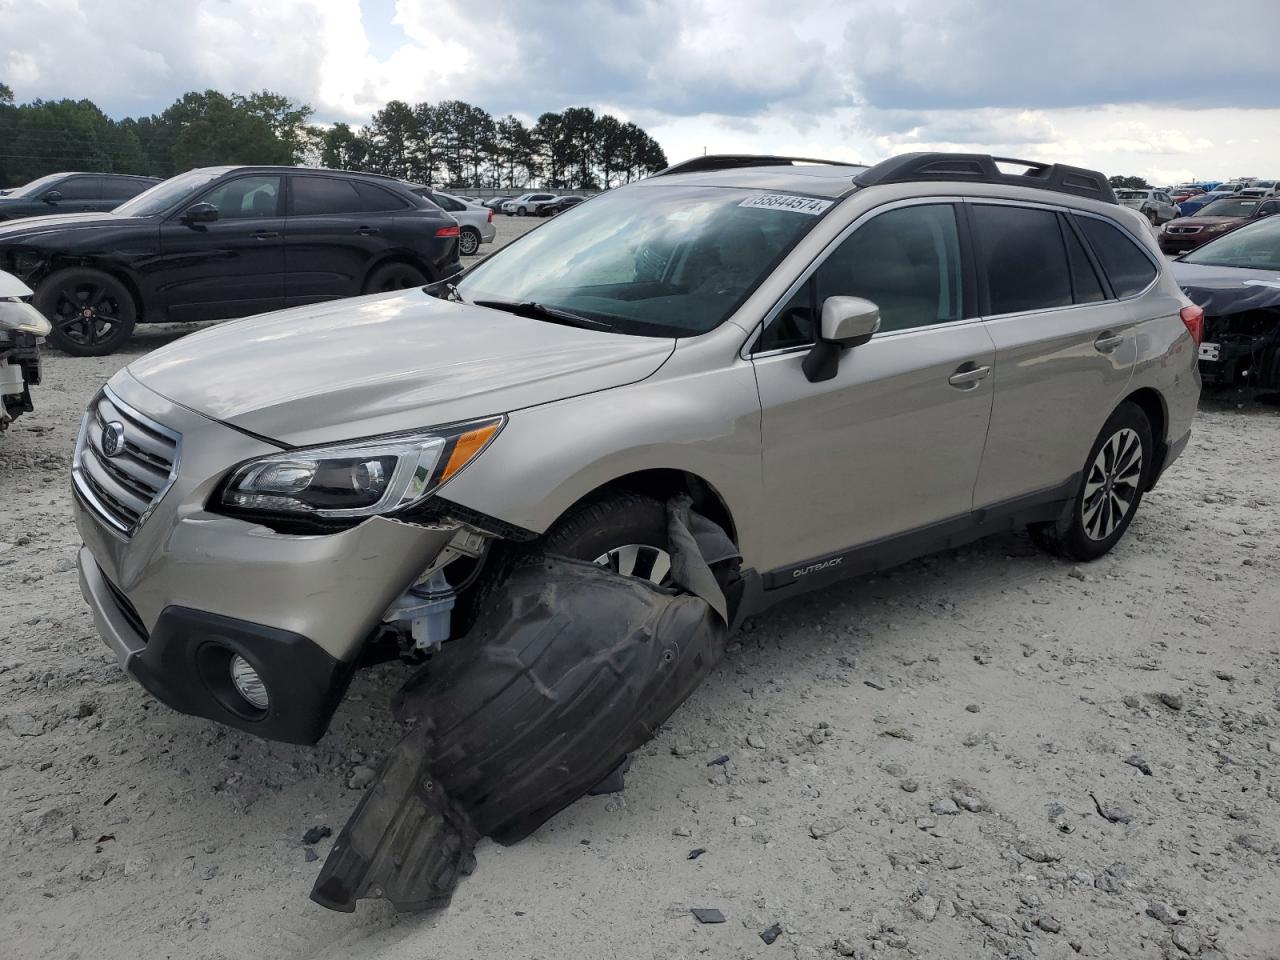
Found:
0,166 -> 463,355
0,172 -> 159,220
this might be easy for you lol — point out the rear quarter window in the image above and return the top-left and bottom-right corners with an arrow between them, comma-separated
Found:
1077,216 -> 1157,297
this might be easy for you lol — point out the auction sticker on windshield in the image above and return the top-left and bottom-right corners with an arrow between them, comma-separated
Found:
739,194 -> 834,215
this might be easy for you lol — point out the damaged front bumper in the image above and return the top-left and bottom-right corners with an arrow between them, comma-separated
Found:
73,373 -> 479,743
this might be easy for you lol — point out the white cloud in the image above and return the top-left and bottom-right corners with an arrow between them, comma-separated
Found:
0,0 -> 1277,182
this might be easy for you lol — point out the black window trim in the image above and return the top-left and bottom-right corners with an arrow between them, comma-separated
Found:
748,196 -> 981,358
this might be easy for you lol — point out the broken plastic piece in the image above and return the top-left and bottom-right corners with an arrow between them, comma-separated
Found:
314,502 -> 735,913
760,923 -> 783,944
691,907 -> 726,924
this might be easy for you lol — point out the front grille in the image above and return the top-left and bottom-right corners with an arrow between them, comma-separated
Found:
1168,226 -> 1202,235
102,569 -> 149,641
72,388 -> 181,538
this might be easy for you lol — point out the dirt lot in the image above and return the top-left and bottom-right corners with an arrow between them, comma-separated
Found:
2,217 -> 1279,960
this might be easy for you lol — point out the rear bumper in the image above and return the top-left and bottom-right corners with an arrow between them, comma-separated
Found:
79,547 -> 354,743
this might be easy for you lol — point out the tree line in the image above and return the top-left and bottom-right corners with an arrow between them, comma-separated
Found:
318,101 -> 667,190
0,83 -> 668,190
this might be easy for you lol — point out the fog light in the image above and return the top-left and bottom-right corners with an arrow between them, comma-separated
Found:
229,655 -> 269,710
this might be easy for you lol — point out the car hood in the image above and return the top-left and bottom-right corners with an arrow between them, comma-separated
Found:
1170,261 -> 1280,317
1167,216 -> 1245,229
125,289 -> 677,446
0,211 -> 141,240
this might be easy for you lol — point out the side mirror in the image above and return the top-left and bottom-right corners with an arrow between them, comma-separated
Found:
182,202 -> 219,224
43,190 -> 62,204
802,296 -> 881,383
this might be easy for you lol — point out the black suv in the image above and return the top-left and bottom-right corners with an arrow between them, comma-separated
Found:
0,172 -> 159,221
0,166 -> 462,355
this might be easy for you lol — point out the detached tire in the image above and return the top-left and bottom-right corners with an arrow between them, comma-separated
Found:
364,262 -> 427,294
1029,401 -> 1153,561
36,268 -> 137,356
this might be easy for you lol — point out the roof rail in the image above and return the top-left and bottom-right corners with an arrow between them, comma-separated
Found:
853,153 -> 1117,204
655,154 -> 862,177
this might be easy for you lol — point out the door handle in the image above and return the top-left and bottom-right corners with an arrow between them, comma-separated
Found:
1094,332 -> 1124,353
253,230 -> 280,240
947,363 -> 991,388
356,226 -> 379,235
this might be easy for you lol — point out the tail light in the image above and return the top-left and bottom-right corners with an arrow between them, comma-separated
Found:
435,225 -> 460,238
487,209 -> 493,223
1180,304 -> 1204,345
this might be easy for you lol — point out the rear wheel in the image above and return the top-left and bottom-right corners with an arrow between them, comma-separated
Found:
364,262 -> 427,294
1029,402 -> 1152,561
36,268 -> 136,356
458,227 -> 481,256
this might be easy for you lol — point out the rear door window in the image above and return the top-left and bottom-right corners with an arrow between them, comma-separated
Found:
972,204 -> 1072,315
1061,217 -> 1106,303
353,181 -> 409,211
1076,216 -> 1157,298
291,176 -> 364,216
102,177 -> 149,200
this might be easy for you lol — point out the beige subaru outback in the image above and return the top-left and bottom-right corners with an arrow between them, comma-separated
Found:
73,152 -> 1201,752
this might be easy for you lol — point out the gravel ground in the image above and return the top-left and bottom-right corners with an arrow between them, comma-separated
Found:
2,217 -> 1279,960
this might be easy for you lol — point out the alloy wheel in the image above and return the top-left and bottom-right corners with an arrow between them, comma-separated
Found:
50,282 -> 124,348
1081,427 -> 1143,541
459,230 -> 480,256
594,544 -> 672,584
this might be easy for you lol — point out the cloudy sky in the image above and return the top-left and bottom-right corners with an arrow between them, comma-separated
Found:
3,0 -> 1278,183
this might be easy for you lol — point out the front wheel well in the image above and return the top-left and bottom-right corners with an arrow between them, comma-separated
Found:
557,469 -> 739,546
38,260 -> 148,322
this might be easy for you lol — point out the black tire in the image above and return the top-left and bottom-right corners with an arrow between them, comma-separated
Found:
458,227 -> 481,256
36,268 -> 137,356
1029,401 -> 1153,561
516,206 -> 527,216
1146,208 -> 1158,225
364,261 -> 428,294
452,493 -> 669,637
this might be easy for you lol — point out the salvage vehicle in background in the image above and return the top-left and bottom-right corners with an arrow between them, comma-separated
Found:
0,172 -> 159,221
534,194 -> 586,217
0,269 -> 49,433
0,166 -> 461,356
1172,214 -> 1280,401
1115,188 -> 1178,224
1159,196 -> 1280,254
405,186 -> 496,255
501,192 -> 556,215
1176,187 -> 1238,217
69,152 -> 1200,912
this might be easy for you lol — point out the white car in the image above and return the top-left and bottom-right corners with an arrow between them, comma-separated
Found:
1,269 -> 50,433
1239,181 -> 1278,198
405,186 -> 497,256
501,193 -> 556,216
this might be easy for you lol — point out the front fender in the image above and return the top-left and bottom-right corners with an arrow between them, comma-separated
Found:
440,352 -> 766,561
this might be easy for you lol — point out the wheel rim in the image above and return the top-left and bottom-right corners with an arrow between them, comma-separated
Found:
377,268 -> 423,292
50,281 -> 123,347
594,544 -> 672,584
460,231 -> 479,255
1081,427 -> 1143,541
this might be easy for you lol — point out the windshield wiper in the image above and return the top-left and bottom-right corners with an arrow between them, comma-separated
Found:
473,299 -> 614,331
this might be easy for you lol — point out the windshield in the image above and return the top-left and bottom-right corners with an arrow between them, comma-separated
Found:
6,173 -> 65,198
1181,215 -> 1280,270
113,169 -> 225,217
1116,190 -> 1148,200
1198,198 -> 1259,218
457,185 -> 829,337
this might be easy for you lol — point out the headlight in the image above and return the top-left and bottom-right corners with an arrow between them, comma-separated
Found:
0,300 -> 51,337
219,417 -> 502,518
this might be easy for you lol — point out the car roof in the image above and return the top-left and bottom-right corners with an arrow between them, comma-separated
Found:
192,165 -> 409,185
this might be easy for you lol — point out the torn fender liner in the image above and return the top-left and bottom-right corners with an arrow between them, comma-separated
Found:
313,548 -> 730,911
310,723 -> 478,913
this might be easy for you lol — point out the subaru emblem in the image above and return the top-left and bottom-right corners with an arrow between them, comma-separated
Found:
101,421 -> 126,458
